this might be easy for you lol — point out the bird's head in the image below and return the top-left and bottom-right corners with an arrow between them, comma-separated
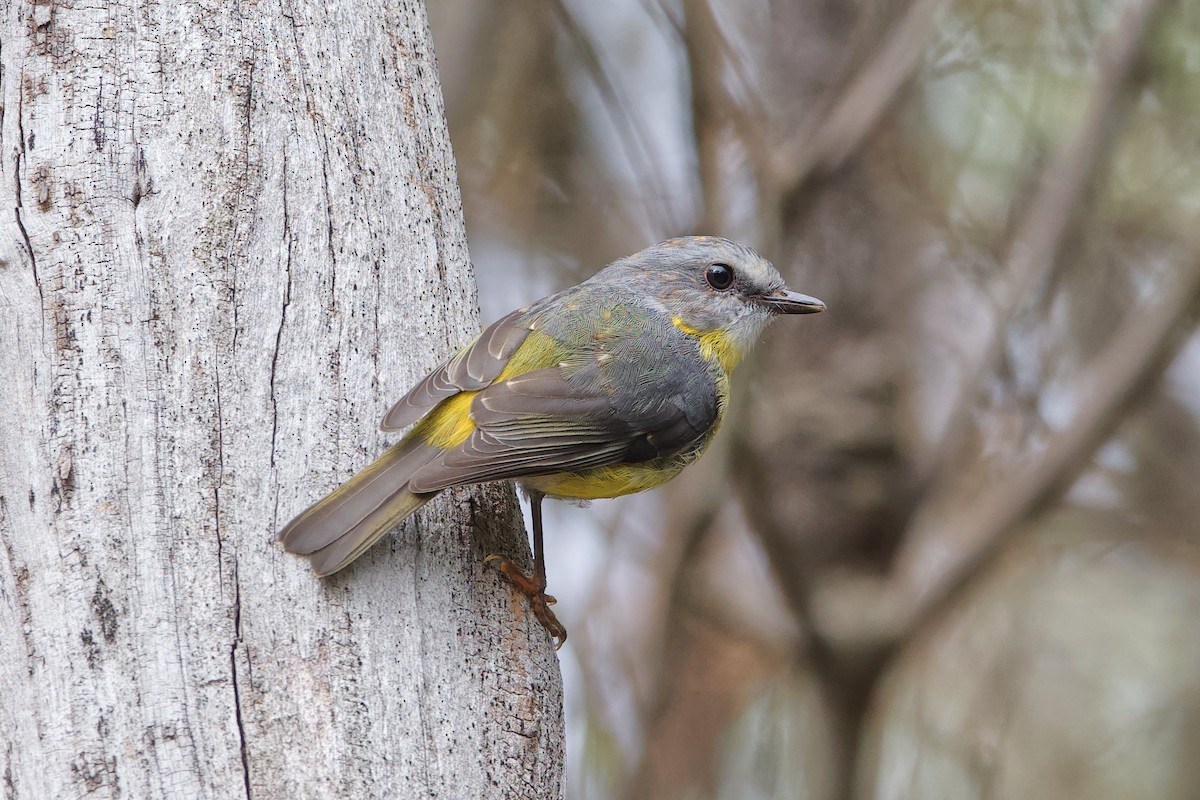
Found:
594,236 -> 825,370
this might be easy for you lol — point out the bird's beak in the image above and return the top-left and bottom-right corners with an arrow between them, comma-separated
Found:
763,289 -> 826,315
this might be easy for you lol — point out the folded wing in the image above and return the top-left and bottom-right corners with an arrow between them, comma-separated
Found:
407,366 -> 717,493
379,307 -> 534,431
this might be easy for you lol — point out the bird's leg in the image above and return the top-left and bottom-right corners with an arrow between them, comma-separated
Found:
485,491 -> 567,648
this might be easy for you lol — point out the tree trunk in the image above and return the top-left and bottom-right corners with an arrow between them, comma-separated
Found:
0,2 -> 564,798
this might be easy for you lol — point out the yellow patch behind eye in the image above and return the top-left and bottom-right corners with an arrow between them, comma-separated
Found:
673,317 -> 744,372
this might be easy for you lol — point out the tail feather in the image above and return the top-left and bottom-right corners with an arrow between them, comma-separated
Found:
306,487 -> 434,576
278,437 -> 441,575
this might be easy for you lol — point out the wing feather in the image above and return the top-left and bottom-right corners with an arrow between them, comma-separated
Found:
379,308 -> 533,431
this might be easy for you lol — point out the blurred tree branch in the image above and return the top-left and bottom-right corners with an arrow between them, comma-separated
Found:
889,250 -> 1200,639
769,0 -> 950,192
913,0 -> 1169,496
816,248 -> 1200,654
547,0 -> 681,236
683,0 -> 727,231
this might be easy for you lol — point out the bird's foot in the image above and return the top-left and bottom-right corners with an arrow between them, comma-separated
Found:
484,554 -> 567,649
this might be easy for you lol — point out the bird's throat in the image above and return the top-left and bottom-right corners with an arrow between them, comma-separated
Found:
672,317 -> 744,372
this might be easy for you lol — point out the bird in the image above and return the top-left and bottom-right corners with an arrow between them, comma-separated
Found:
278,236 -> 825,647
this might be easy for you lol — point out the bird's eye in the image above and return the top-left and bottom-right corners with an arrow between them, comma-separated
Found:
705,263 -> 734,291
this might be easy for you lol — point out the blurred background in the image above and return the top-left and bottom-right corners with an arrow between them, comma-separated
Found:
426,0 -> 1200,797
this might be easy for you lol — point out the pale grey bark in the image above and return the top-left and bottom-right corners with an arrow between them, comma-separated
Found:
0,2 -> 564,798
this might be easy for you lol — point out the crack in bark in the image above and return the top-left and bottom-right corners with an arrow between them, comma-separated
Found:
13,80 -> 43,326
4,739 -> 15,799
269,151 -> 293,471
283,10 -> 338,278
242,57 -> 255,178
0,496 -> 36,679
92,74 -> 105,152
0,41 -> 6,155
228,569 -> 253,800
214,331 -> 249,799
214,353 -> 227,587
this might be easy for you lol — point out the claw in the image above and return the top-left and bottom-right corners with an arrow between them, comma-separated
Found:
485,553 -> 568,648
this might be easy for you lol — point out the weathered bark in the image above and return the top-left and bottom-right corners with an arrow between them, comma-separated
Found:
0,2 -> 564,798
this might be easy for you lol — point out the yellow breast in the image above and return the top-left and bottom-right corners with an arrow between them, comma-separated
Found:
523,455 -> 699,500
526,320 -> 734,500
